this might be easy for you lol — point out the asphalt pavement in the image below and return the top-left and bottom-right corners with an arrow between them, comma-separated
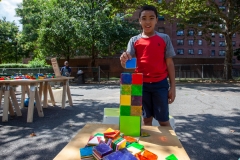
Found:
0,82 -> 240,160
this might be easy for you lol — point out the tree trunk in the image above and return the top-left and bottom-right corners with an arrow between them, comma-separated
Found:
91,42 -> 98,81
224,34 -> 233,80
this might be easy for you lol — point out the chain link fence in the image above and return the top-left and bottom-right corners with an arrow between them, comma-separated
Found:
0,64 -> 240,84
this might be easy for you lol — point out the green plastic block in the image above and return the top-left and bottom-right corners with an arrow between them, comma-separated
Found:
165,154 -> 178,160
104,108 -> 119,117
120,106 -> 131,116
121,85 -> 131,95
131,85 -> 142,96
127,142 -> 144,150
119,116 -> 141,137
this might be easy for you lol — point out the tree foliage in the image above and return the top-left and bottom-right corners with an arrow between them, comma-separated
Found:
0,18 -> 20,63
16,0 -> 139,69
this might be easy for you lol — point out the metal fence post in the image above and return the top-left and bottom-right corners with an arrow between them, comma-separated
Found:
201,65 -> 203,80
98,66 -> 100,84
179,65 -> 181,81
226,64 -> 228,80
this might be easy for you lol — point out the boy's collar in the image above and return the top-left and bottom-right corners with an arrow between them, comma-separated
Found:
141,31 -> 156,38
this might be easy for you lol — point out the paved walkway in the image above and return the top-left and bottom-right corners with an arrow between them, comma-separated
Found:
0,83 -> 239,160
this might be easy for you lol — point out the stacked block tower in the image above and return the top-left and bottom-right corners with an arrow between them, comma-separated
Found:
119,73 -> 143,137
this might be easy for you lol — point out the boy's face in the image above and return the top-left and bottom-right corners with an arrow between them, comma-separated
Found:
139,10 -> 158,35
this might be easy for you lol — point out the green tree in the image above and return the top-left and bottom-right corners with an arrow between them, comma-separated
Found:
0,18 -> 20,63
16,0 -> 44,56
72,0 -> 139,67
37,0 -> 79,61
110,0 -> 240,80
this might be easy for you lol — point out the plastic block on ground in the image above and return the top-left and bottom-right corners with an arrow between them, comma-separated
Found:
103,108 -> 120,124
120,116 -> 141,137
104,108 -> 119,117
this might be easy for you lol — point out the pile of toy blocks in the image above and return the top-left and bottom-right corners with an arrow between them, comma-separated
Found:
119,73 -> 143,137
80,127 -> 158,160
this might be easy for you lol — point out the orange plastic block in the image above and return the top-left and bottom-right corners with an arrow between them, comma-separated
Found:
135,153 -> 148,160
123,136 -> 138,143
142,150 -> 158,160
104,130 -> 120,139
131,106 -> 142,116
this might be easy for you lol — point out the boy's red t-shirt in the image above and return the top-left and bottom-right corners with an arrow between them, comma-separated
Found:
126,32 -> 176,83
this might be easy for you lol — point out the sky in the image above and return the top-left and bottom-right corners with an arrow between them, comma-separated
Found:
0,0 -> 23,30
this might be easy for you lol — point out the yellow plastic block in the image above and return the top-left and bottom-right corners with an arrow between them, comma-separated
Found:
131,106 -> 142,116
120,95 -> 131,106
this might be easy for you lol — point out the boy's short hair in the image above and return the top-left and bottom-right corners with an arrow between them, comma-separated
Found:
139,5 -> 158,18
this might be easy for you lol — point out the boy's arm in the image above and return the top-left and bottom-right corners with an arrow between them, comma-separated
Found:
166,58 -> 176,104
120,52 -> 132,68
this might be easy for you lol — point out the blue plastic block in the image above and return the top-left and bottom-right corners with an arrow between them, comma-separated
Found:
121,73 -> 132,84
125,58 -> 136,69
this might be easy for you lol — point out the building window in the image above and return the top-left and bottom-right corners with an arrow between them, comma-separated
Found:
219,6 -> 226,11
219,24 -> 225,29
198,23 -> 202,27
177,39 -> 184,45
233,33 -> 236,38
233,58 -> 236,64
188,49 -> 194,55
211,33 -> 215,37
188,30 -> 194,36
177,49 -> 184,55
116,13 -> 124,20
198,49 -> 203,55
211,41 -> 215,46
232,41 -> 236,47
198,40 -> 203,45
219,50 -> 226,56
158,15 -> 165,21
188,40 -> 194,46
198,31 -> 202,36
158,27 -> 165,33
177,30 -> 184,36
211,50 -> 215,56
219,33 -> 224,38
219,41 -> 225,47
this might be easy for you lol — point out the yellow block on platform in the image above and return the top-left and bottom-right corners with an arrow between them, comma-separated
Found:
120,95 -> 131,106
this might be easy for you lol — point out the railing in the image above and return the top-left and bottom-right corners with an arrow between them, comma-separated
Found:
0,64 -> 239,84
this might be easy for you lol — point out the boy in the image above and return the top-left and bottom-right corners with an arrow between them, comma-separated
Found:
61,61 -> 71,77
120,5 -> 176,126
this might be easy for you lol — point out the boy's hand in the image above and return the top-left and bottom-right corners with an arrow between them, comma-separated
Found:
168,87 -> 176,104
120,52 -> 132,68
